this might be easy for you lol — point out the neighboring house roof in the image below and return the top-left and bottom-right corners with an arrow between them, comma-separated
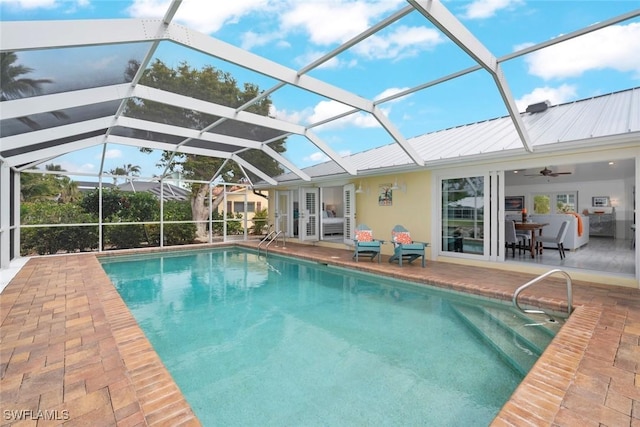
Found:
117,182 -> 190,201
449,197 -> 484,208
75,181 -> 114,192
266,87 -> 640,185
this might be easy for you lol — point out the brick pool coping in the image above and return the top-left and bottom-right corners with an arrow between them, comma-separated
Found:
1,242 -> 638,425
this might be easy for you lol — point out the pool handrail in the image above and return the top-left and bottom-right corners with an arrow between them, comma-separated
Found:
263,231 -> 283,255
512,269 -> 573,315
258,228 -> 277,255
258,229 -> 284,256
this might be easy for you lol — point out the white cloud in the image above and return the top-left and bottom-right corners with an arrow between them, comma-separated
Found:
526,23 -> 640,80
513,41 -> 534,52
374,87 -> 411,103
303,149 -> 352,164
308,100 -> 379,130
280,0 -> 402,46
241,30 -> 281,51
307,99 -> 352,123
292,51 -> 349,70
354,25 -> 443,61
57,161 -> 95,174
515,84 -> 577,112
87,55 -> 118,71
280,1 -> 439,62
461,0 -> 524,20
270,105 -> 312,125
272,86 -> 405,130
127,0 -> 267,34
1,0 -> 57,9
102,149 -> 123,159
304,151 -> 330,163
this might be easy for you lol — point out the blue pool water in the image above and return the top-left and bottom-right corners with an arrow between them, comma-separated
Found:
101,248 -> 543,426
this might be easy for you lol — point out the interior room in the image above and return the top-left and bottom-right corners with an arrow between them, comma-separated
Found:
321,186 -> 345,241
504,159 -> 636,275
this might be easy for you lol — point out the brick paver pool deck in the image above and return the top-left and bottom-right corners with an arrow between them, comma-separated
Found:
1,242 -> 638,426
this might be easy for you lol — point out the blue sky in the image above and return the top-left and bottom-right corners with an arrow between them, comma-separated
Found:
2,0 -> 640,180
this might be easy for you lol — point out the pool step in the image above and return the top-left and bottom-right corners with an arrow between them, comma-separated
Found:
449,303 -> 559,376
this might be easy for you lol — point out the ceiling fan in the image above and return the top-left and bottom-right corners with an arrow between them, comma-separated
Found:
525,166 -> 572,177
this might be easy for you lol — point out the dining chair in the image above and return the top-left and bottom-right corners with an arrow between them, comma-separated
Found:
504,220 -> 525,257
536,220 -> 570,259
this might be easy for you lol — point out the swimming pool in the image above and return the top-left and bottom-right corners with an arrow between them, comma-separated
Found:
101,248 -> 557,426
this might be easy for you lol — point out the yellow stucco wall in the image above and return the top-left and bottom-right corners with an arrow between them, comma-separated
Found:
353,171 -> 432,256
266,170 -> 433,256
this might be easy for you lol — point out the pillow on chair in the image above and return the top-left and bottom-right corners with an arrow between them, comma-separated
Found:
355,230 -> 373,242
393,231 -> 412,245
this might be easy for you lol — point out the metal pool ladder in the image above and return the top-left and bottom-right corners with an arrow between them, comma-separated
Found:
258,229 -> 284,256
512,269 -> 573,315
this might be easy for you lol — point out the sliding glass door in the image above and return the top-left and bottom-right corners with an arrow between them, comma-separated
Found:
441,176 -> 486,255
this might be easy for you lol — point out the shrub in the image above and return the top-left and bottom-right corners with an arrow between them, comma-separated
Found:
147,200 -> 196,246
251,208 -> 268,235
20,202 -> 98,255
82,189 -> 160,249
211,211 -> 243,235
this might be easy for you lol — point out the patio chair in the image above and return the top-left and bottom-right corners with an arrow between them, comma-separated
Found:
536,220 -> 570,259
353,224 -> 383,263
389,225 -> 429,267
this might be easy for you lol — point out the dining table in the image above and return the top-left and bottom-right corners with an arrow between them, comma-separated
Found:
514,222 -> 549,258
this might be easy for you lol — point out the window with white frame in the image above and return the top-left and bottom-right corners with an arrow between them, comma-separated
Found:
533,192 -> 577,214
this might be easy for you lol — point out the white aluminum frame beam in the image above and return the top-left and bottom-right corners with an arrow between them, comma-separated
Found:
133,85 -> 304,135
2,102 -> 311,181
372,107 -> 424,166
0,84 -> 131,120
0,161 -> 10,268
1,117 -> 115,151
108,135 -> 233,159
107,136 -> 276,184
408,0 -> 533,153
0,80 -> 346,179
230,154 -> 277,186
116,117 -> 262,150
0,19 -> 390,170
5,136 -> 105,167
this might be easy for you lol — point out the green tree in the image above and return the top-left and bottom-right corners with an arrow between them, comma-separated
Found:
58,177 -> 81,203
125,59 -> 286,239
20,164 -> 67,202
20,164 -> 82,203
45,163 -> 63,172
0,52 -> 66,129
108,163 -> 141,184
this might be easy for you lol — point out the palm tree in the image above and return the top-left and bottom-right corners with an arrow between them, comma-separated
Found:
122,163 -> 141,178
20,172 -> 57,202
58,178 -> 81,203
1,52 -> 67,129
108,164 -> 141,185
108,167 -> 126,185
45,163 -> 64,171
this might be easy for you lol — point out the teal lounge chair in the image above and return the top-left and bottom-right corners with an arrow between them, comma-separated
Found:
353,224 -> 383,263
389,225 -> 428,267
